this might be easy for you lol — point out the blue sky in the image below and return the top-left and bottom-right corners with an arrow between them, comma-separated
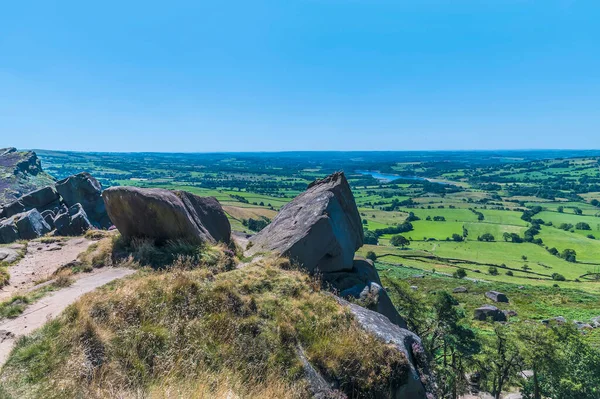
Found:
1,1 -> 599,152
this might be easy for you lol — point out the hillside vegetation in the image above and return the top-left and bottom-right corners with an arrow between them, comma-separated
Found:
0,247 -> 410,399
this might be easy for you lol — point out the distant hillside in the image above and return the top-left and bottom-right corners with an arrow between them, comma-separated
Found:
0,148 -> 55,205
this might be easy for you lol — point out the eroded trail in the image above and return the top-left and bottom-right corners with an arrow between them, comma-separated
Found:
0,267 -> 136,367
0,238 -> 94,301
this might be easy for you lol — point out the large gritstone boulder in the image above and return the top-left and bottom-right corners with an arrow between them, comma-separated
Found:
474,305 -> 507,322
55,172 -> 111,228
0,186 -> 60,219
339,298 -> 434,398
102,187 -> 231,245
248,172 -> 363,273
54,204 -> 93,236
323,258 -> 406,328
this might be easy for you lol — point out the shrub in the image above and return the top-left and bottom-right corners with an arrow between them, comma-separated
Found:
576,222 -> 591,230
488,266 -> 499,276
552,273 -> 566,281
506,270 -> 514,276
453,268 -> 467,279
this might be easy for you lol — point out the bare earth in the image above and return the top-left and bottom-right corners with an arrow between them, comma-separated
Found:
0,238 -> 94,301
0,267 -> 136,366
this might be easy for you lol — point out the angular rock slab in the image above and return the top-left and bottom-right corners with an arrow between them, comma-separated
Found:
56,172 -> 111,229
339,298 -> 433,399
248,172 -> 363,273
102,187 -> 231,245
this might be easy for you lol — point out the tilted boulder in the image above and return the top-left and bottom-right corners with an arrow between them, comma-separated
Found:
485,291 -> 509,303
248,172 -> 363,273
102,187 -> 231,245
474,305 -> 507,322
339,298 -> 434,398
55,172 -> 111,228
324,258 -> 406,328
54,204 -> 93,236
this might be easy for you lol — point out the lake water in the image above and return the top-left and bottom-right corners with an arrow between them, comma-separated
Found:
356,170 -> 428,183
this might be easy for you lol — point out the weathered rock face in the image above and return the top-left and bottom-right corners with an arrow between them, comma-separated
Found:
248,172 -> 363,273
54,204 -> 93,236
55,172 -> 111,228
323,258 -> 406,328
0,219 -> 19,244
485,291 -> 509,303
102,186 -> 231,245
0,186 -> 61,219
474,305 -> 507,322
0,148 -> 55,205
340,298 -> 434,399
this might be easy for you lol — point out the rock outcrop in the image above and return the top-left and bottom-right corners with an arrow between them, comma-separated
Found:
55,172 -> 111,228
247,172 -> 406,328
54,204 -> 93,236
248,172 -> 363,273
102,186 -> 231,245
0,148 -> 55,205
474,305 -> 507,322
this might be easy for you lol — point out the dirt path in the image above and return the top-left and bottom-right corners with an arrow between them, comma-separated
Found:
0,238 -> 93,301
0,267 -> 136,367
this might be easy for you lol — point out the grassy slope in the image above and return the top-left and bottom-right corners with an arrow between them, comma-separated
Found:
0,255 -> 410,399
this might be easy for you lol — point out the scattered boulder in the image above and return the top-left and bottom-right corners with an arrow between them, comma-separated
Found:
574,321 -> 593,330
592,316 -> 600,328
248,172 -> 363,273
410,285 -> 418,290
503,310 -> 518,318
339,298 -> 433,398
453,286 -> 468,293
474,305 -> 507,322
54,204 -> 93,236
485,290 -> 509,303
55,172 -> 111,228
13,209 -> 51,240
0,247 -> 20,264
542,316 -> 566,325
102,186 -> 231,245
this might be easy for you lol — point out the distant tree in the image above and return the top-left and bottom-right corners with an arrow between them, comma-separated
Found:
390,234 -> 411,248
453,268 -> 467,279
522,255 -> 528,261
366,251 -> 377,262
561,248 -> 577,263
552,273 -> 566,281
488,266 -> 499,276
362,219 -> 368,225
406,212 -> 420,222
426,215 -> 432,221
574,207 -> 583,215
591,199 -> 600,207
363,230 -> 379,245
557,206 -> 564,213
452,233 -> 464,242
506,270 -> 514,276
588,234 -> 596,240
433,216 -> 446,221
478,233 -> 495,242
576,222 -> 591,230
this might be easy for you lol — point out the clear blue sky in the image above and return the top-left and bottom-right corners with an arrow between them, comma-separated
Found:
1,1 -> 599,152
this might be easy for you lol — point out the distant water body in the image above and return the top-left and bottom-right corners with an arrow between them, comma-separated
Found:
355,170 -> 428,183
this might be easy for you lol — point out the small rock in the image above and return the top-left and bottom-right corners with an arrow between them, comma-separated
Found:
453,286 -> 468,293
542,316 -> 566,325
410,286 -> 418,290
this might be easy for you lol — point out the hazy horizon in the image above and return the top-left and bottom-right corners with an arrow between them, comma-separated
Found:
2,1 -> 600,152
